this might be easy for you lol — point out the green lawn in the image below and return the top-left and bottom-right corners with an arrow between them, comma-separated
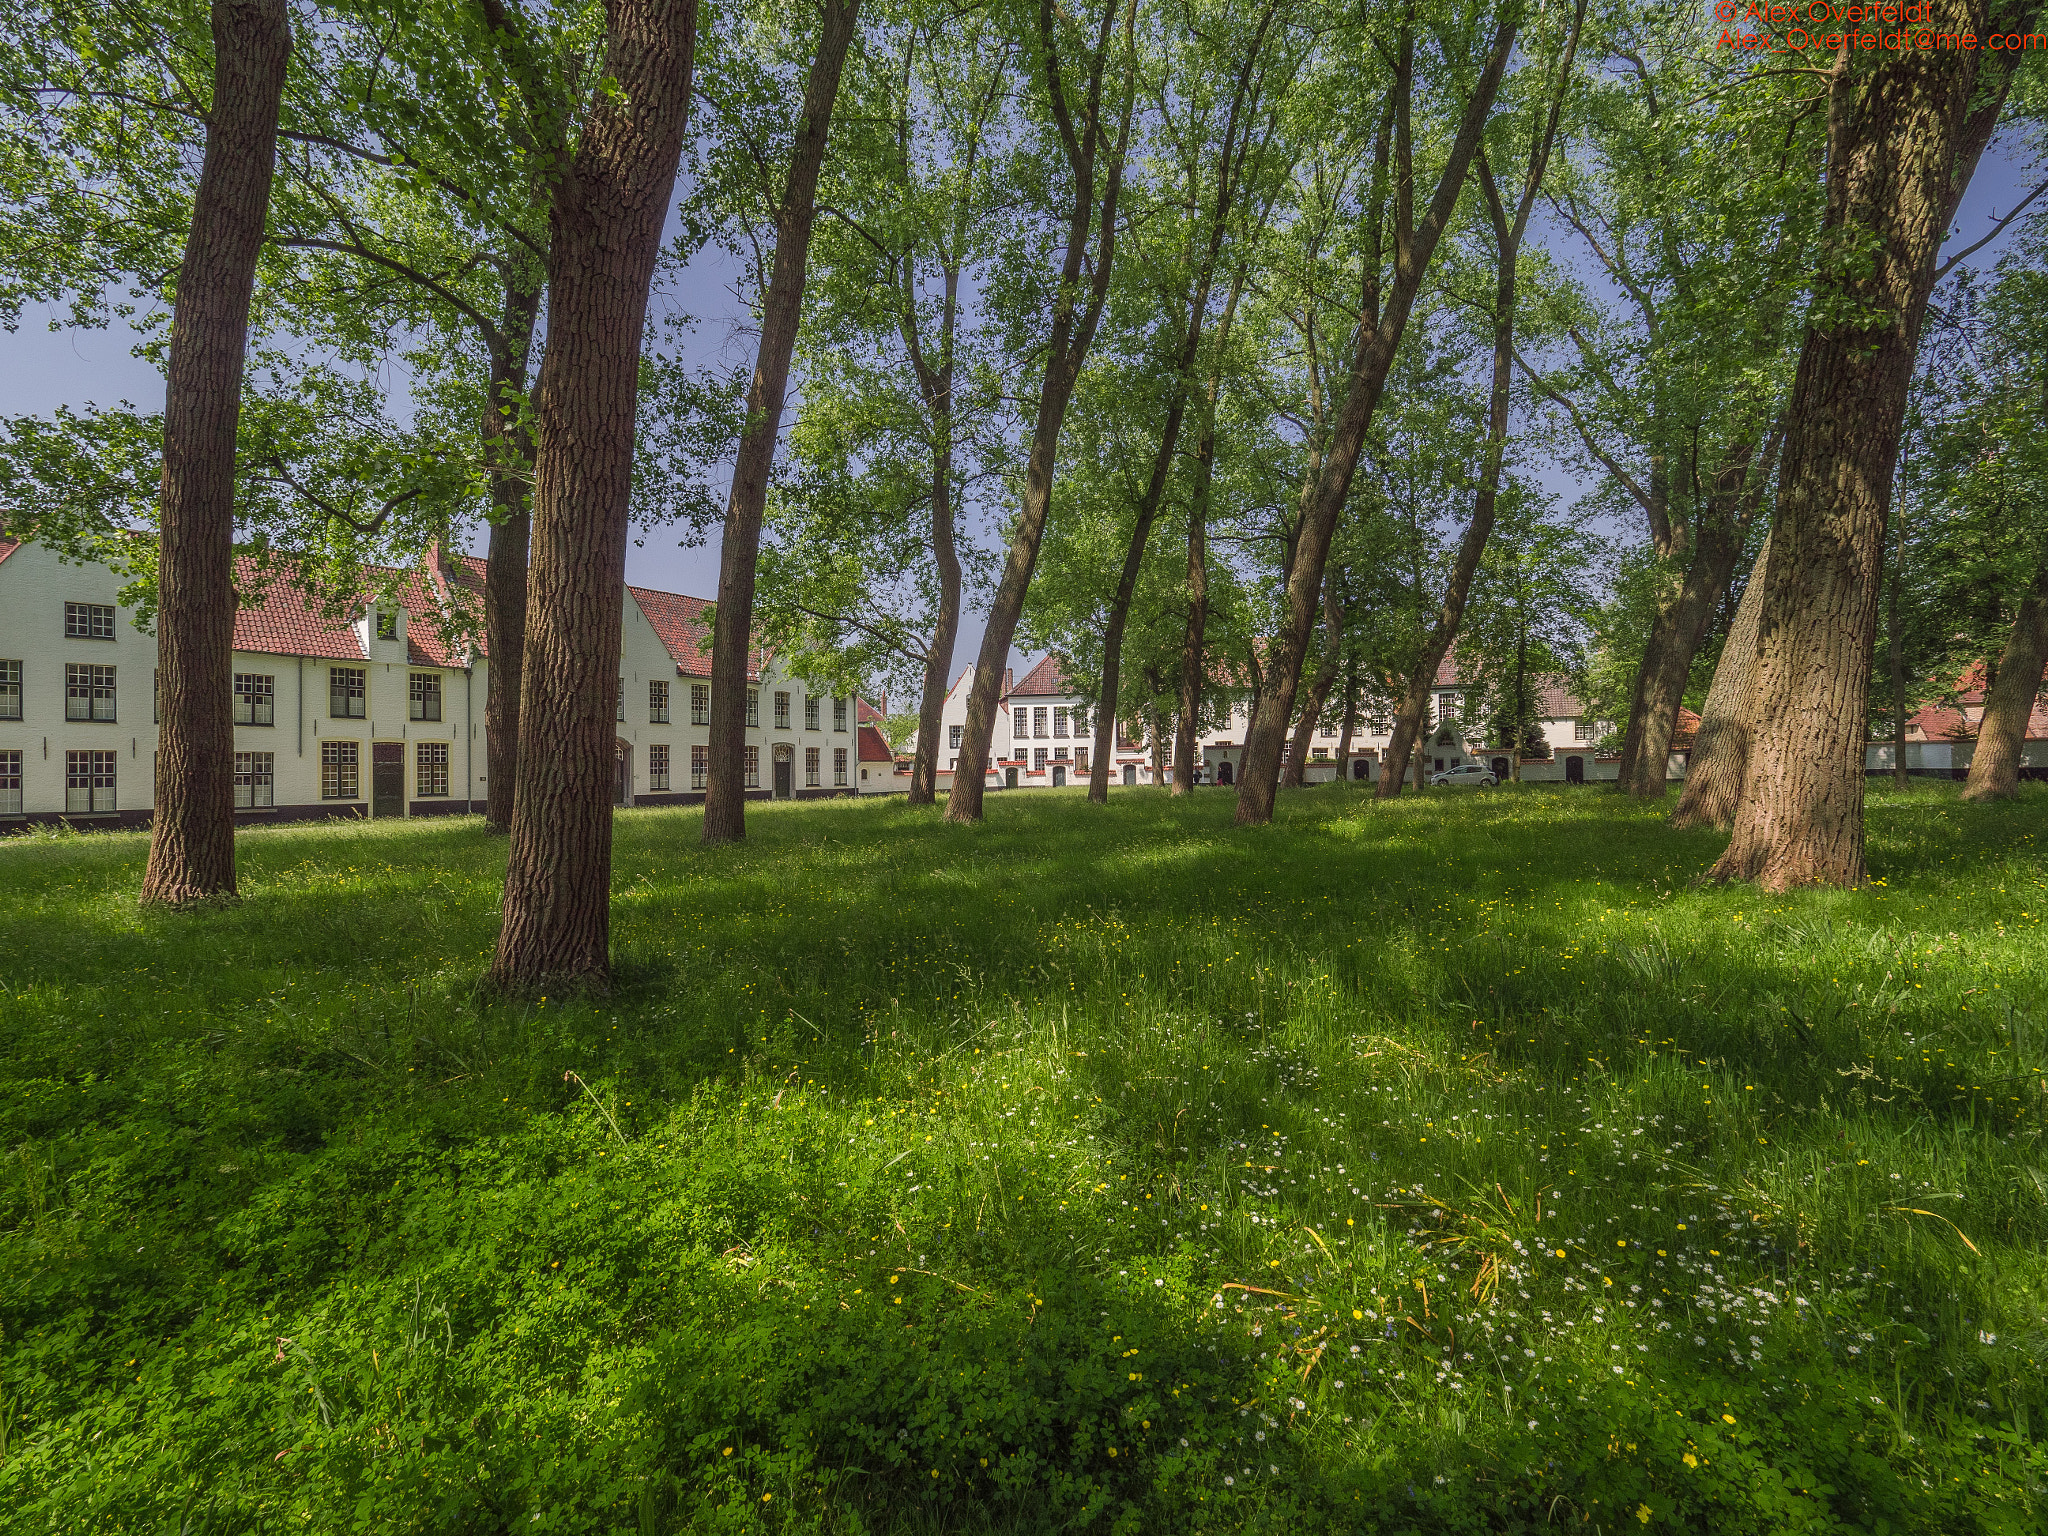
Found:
2,783 -> 2044,1533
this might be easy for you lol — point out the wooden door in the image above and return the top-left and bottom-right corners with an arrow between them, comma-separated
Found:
774,756 -> 792,799
372,742 -> 404,818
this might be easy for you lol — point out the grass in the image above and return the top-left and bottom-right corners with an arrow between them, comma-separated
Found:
1,781 -> 2044,1534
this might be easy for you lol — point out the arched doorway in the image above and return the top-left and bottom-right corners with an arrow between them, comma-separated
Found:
1565,755 -> 1585,784
1217,760 -> 1234,785
1051,764 -> 1066,787
1005,766 -> 1018,789
772,744 -> 794,799
1352,758 -> 1370,781
1122,763 -> 1137,786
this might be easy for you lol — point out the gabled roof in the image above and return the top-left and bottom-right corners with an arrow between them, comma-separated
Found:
857,698 -> 886,725
1010,656 -> 1073,696
0,538 -> 20,567
857,724 -> 893,763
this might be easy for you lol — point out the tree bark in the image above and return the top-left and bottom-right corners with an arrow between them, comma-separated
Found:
1670,534 -> 1770,831
1614,431 -> 1778,799
1171,391 -> 1216,796
1282,574 -> 1342,788
1709,1 -> 2029,889
481,273 -> 543,834
1887,458 -> 1911,787
490,0 -> 697,993
905,263 -> 963,807
1962,582 -> 2048,802
949,0 -> 1134,824
141,0 -> 291,908
703,0 -> 861,846
1232,17 -> 1519,822
1334,658 -> 1358,782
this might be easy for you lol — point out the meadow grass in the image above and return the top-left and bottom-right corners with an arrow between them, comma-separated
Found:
0,781 -> 2043,1534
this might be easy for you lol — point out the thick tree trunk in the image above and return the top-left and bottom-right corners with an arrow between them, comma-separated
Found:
481,274 -> 543,834
141,0 -> 291,908
1962,584 -> 2048,802
1236,19 -> 1519,824
1283,577 -> 1342,788
1616,506 -> 1743,799
1710,2 -> 2024,889
950,0 -> 1132,824
703,0 -> 860,846
1670,535 -> 1770,831
490,0 -> 696,993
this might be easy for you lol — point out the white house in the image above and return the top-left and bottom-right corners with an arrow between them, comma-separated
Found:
0,538 -> 863,827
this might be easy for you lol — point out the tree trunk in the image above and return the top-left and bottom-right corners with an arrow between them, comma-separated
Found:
1887,468 -> 1911,787
1171,400 -> 1215,797
950,0 -> 1133,824
490,0 -> 696,993
1670,534 -> 1770,831
1334,657 -> 1358,782
1283,575 -> 1342,788
481,273 -> 544,834
703,0 -> 861,846
141,0 -> 291,908
905,439 -> 958,806
1236,17 -> 1520,824
1710,1 -> 2025,889
1962,583 -> 2048,802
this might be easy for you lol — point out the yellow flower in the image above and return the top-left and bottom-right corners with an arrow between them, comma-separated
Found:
1353,1310 -> 1364,1320
1636,1503 -> 1652,1524
1722,1413 -> 1737,1424
1683,1452 -> 1698,1468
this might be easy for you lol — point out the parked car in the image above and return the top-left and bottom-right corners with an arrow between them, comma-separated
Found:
1429,762 -> 1497,788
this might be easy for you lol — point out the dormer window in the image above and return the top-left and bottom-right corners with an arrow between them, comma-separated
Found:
375,610 -> 399,641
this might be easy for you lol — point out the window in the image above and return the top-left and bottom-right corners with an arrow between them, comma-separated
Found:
1075,746 -> 1089,773
804,695 -> 820,730
1071,704 -> 1088,735
1033,747 -> 1046,771
1033,706 -> 1047,738
65,749 -> 116,812
65,602 -> 116,640
774,690 -> 790,729
1320,716 -> 1336,737
648,743 -> 670,791
833,697 -> 847,731
375,610 -> 398,641
233,751 -> 275,808
1573,716 -> 1591,743
691,683 -> 709,725
415,741 -> 449,797
1053,707 -> 1069,738
649,680 -> 669,723
744,744 -> 759,788
745,689 -> 759,728
321,740 -> 359,799
949,724 -> 963,750
805,746 -> 820,787
330,667 -> 365,718
1053,746 -> 1068,761
410,672 -> 442,722
233,673 -> 274,726
0,659 -> 20,720
0,749 -> 20,816
1312,746 -> 1329,760
691,744 -> 707,790
833,747 -> 847,786
65,664 -> 116,722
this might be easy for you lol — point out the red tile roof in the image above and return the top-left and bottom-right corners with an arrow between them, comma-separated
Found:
1010,655 -> 1073,696
231,563 -> 365,660
857,724 -> 894,762
0,538 -> 20,567
857,697 -> 886,724
1670,706 -> 1702,750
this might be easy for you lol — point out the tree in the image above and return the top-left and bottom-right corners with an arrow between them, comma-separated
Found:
1710,0 -> 2041,889
141,0 -> 293,906
1369,0 -> 1582,802
702,0 -> 864,847
1669,533 -> 1769,830
944,0 -> 1138,824
1233,5 -> 1519,823
490,0 -> 698,993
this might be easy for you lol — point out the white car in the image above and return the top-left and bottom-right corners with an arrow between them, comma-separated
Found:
1429,762 -> 1497,788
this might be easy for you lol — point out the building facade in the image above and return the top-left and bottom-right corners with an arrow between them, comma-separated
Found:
0,540 -> 862,827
